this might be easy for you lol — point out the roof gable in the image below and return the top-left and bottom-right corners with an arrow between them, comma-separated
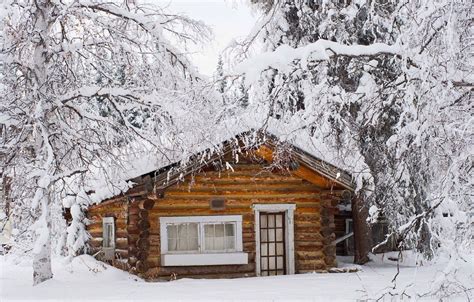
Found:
127,131 -> 354,199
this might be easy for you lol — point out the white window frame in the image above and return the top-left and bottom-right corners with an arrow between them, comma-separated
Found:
102,217 -> 115,249
160,215 -> 248,266
253,204 -> 296,276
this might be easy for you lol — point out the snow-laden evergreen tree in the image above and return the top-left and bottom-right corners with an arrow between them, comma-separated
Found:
0,0 -> 211,285
232,0 -> 472,296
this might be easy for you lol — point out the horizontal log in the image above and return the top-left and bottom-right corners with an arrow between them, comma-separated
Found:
88,198 -> 127,211
294,213 -> 321,223
149,235 -> 160,246
165,190 -> 321,198
295,232 -> 324,241
148,198 -> 320,208
146,256 -> 160,268
295,241 -> 324,251
88,204 -> 127,216
176,178 -> 308,187
296,260 -> 327,271
296,251 -> 325,260
167,183 -> 320,194
149,208 -> 254,217
145,271 -> 255,280
149,263 -> 256,276
294,225 -> 321,233
116,238 -> 128,250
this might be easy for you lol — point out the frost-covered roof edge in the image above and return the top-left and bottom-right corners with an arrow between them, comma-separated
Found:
111,130 -> 355,203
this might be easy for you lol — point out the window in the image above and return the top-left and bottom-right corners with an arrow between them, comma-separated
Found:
160,216 -> 248,266
102,217 -> 115,249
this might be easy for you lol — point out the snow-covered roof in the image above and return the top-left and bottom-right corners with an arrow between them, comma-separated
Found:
90,130 -> 355,205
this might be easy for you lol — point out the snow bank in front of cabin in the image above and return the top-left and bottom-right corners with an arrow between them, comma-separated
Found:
1,253 -> 472,301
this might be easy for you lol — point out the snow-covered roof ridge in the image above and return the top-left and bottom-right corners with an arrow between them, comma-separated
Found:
110,130 -> 355,203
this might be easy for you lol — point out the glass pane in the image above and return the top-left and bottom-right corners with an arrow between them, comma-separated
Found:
261,243 -> 268,256
225,223 -> 235,236
277,256 -> 284,269
261,257 -> 268,270
204,224 -> 214,250
187,223 -> 199,251
268,215 -> 275,227
205,224 -> 215,238
260,229 -> 267,242
269,259 -> 276,270
169,223 -> 199,251
276,243 -> 284,256
214,236 -> 225,250
167,225 -> 177,239
269,271 -> 276,276
277,270 -> 284,275
269,243 -> 275,256
276,215 -> 283,227
276,229 -> 283,241
215,224 -> 225,237
261,271 -> 268,276
260,215 -> 267,228
268,229 -> 275,242
225,236 -> 235,250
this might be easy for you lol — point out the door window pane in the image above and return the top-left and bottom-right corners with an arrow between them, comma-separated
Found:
268,229 -> 275,241
276,215 -> 283,227
268,215 -> 275,228
276,243 -> 284,256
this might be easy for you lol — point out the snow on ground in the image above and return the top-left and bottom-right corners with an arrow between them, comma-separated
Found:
0,253 -> 472,301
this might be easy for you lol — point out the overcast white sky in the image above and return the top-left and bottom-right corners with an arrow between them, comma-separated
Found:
155,0 -> 258,76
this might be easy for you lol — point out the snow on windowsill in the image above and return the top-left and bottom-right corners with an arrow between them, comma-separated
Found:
161,252 -> 249,266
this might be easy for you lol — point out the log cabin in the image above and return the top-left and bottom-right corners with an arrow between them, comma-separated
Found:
85,132 -> 369,280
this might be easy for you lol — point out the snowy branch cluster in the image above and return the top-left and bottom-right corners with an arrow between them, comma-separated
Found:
225,0 -> 472,297
0,0 -> 219,284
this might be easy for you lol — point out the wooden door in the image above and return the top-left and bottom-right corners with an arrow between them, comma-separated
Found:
259,212 -> 286,276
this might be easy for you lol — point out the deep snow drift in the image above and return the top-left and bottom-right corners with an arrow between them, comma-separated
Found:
1,253 -> 472,301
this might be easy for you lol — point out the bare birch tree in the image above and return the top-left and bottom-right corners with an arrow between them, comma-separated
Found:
0,0 -> 210,285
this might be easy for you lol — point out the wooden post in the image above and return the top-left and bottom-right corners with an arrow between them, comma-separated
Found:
351,194 -> 371,264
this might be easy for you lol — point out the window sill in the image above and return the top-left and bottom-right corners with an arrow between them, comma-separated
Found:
161,252 -> 248,266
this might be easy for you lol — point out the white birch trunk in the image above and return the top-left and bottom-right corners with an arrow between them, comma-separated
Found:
32,187 -> 53,285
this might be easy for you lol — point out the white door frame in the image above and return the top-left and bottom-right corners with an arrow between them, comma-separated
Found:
252,204 -> 296,276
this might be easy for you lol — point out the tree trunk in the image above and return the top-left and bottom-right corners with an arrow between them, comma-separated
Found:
351,194 -> 371,264
33,187 -> 53,285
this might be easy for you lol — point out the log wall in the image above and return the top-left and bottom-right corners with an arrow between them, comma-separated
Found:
86,156 -> 342,280
142,158 -> 339,280
86,197 -> 129,270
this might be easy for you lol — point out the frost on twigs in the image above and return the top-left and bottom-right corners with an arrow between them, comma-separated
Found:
0,0 -> 213,284
228,0 -> 473,298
